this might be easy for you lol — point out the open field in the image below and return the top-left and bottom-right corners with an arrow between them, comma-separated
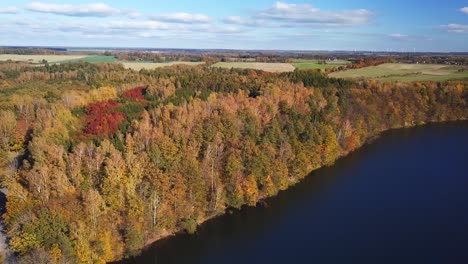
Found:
0,54 -> 89,63
123,61 -> 205,70
292,59 -> 350,70
57,55 -> 118,63
330,63 -> 468,82
212,62 -> 295,72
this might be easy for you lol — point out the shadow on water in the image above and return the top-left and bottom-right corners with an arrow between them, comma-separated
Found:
119,121 -> 468,264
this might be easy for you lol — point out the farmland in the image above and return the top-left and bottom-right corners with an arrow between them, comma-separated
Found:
0,54 -> 204,70
1,53 -> 467,79
212,62 -> 295,72
57,55 -> 118,63
329,63 -> 468,82
0,54 -> 89,63
212,60 -> 349,72
292,59 -> 350,70
122,61 -> 205,70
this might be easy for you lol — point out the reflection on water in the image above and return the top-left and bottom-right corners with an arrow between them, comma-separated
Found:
118,122 -> 468,264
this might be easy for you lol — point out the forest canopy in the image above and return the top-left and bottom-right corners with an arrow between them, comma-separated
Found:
0,61 -> 467,263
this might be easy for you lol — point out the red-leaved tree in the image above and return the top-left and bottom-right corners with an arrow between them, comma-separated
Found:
85,100 -> 125,137
122,86 -> 146,101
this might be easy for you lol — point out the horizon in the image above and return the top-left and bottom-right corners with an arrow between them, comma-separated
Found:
1,1 -> 468,52
2,45 -> 468,54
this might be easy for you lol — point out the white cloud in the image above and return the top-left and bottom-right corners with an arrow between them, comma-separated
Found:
0,6 -> 19,14
439,24 -> 468,33
460,7 -> 468,14
205,25 -> 243,34
389,33 -> 408,39
222,16 -> 264,27
26,2 -> 119,17
15,18 -> 243,40
223,16 -> 249,25
256,1 -> 372,26
123,10 -> 142,19
387,33 -> 432,42
1,1 -> 378,47
105,21 -> 171,30
151,13 -> 212,24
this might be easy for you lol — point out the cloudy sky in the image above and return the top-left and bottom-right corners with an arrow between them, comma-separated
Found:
0,0 -> 467,51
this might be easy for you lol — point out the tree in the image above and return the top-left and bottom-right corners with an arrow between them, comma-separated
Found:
84,100 -> 125,137
202,139 -> 224,212
82,189 -> 105,239
0,110 -> 16,151
224,151 -> 245,208
101,142 -> 126,209
17,248 -> 51,264
243,174 -> 258,206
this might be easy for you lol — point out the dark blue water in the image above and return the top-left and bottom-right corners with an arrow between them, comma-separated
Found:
121,121 -> 468,264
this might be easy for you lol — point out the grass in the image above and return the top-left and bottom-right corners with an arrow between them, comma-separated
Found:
329,63 -> 468,82
292,59 -> 350,70
123,61 -> 205,71
212,62 -> 295,72
0,54 -> 89,63
57,56 -> 118,63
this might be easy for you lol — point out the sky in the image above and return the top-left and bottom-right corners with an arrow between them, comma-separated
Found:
0,0 -> 467,51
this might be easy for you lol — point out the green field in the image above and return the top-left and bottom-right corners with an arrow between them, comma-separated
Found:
292,59 -> 350,70
212,62 -> 295,72
57,55 -> 118,63
123,61 -> 205,70
330,63 -> 468,82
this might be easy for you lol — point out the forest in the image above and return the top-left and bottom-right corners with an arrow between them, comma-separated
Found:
0,61 -> 467,263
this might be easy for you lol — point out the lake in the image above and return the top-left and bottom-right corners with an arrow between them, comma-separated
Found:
119,121 -> 468,264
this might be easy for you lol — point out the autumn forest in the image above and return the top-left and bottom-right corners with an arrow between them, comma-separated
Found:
0,61 -> 467,263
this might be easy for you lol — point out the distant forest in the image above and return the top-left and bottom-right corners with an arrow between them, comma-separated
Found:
2,47 -> 468,65
0,61 -> 466,263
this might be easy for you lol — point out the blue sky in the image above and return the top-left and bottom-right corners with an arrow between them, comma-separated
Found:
0,1 -> 467,51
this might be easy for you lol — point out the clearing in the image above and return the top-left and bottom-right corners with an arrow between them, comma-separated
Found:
330,63 -> 468,82
292,59 -> 350,70
57,56 -> 118,63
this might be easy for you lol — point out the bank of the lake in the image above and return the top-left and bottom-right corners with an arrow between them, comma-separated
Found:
117,121 -> 468,264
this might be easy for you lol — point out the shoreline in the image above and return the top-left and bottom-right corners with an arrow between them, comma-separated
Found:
130,119 -> 468,259
2,120 -> 466,263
